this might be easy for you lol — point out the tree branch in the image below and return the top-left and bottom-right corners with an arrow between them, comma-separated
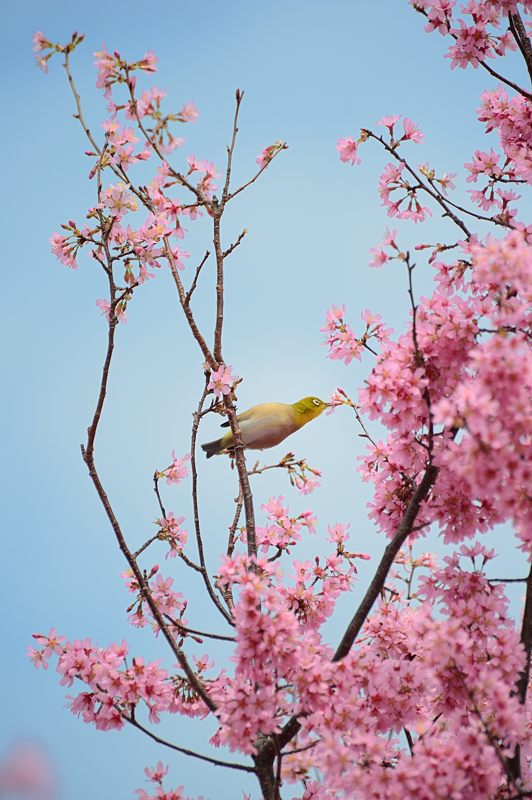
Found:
125,715 -> 255,773
190,382 -> 235,623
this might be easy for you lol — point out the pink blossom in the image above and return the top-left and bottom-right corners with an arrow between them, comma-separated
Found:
369,228 -> 399,267
207,364 -> 239,399
157,512 -> 188,558
100,182 -> 138,217
96,298 -> 111,320
336,137 -> 361,165
160,452 -> 190,485
179,101 -> 198,122
377,115 -> 401,131
95,298 -> 127,324
50,233 -> 78,269
138,50 -> 158,72
401,117 -> 424,144
144,762 -> 169,783
33,31 -> 52,71
256,140 -> 286,168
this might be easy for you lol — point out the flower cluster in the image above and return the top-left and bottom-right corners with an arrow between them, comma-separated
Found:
256,140 -> 287,168
155,512 -> 188,559
378,162 -> 432,222
412,0 -> 518,69
28,630 -> 210,731
256,496 -> 317,554
158,451 -> 190,486
321,305 -> 391,364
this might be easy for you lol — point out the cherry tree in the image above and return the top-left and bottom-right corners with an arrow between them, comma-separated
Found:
29,2 -> 531,798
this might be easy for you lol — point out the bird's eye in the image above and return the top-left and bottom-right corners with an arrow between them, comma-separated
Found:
313,398 -> 321,406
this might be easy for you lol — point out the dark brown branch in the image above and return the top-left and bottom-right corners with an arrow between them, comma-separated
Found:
280,741 -> 318,757
223,397 -> 257,558
478,57 -> 532,100
212,213 -> 225,364
133,533 -> 159,559
185,250 -> 210,305
163,232 -> 216,368
125,715 -> 255,773
227,144 -> 287,202
221,89 -> 244,204
227,490 -> 243,558
164,614 -> 235,642
334,463 -> 438,660
190,383 -> 235,623
404,727 -> 415,756
223,229 -> 247,259
509,12 -> 532,84
427,177 -> 514,230
508,565 -> 532,781
515,563 -> 532,705
63,50 -> 101,157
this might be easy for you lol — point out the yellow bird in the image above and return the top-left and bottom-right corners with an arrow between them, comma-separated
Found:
201,396 -> 328,458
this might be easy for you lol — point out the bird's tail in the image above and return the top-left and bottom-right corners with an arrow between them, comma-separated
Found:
201,438 -> 223,459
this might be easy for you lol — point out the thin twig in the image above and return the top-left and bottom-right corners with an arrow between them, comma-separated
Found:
227,145 -> 287,202
223,229 -> 247,259
185,250 -> 210,305
163,614 -> 235,642
367,131 -> 472,237
404,728 -> 415,756
133,534 -> 160,559
281,741 -> 318,757
125,715 -> 255,773
227,491 -> 243,558
222,89 -> 244,204
190,382 -> 235,623
223,396 -> 257,558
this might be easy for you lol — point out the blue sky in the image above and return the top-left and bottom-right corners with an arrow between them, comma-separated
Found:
2,2 -> 528,798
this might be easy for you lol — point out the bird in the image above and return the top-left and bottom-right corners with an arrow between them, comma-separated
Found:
201,396 -> 328,458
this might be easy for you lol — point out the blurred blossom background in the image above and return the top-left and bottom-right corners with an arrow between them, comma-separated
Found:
2,0 -> 528,797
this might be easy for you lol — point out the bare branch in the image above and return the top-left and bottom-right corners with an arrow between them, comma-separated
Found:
190,382 -> 235,623
163,614 -> 236,642
185,249 -> 211,305
227,143 -> 287,202
223,229 -> 247,259
125,715 -> 255,773
509,11 -> 532,84
221,88 -> 244,204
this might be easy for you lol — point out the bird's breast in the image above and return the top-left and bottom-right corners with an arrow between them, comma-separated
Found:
239,406 -> 297,449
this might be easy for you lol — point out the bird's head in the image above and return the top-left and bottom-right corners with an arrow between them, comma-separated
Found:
292,396 -> 328,423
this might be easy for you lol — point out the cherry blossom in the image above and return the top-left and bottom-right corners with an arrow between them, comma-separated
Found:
207,364 -> 239,399
32,11 -> 532,800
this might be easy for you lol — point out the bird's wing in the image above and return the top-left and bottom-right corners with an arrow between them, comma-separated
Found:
219,405 -> 265,428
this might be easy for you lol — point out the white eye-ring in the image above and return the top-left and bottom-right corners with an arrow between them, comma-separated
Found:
313,398 -> 321,406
